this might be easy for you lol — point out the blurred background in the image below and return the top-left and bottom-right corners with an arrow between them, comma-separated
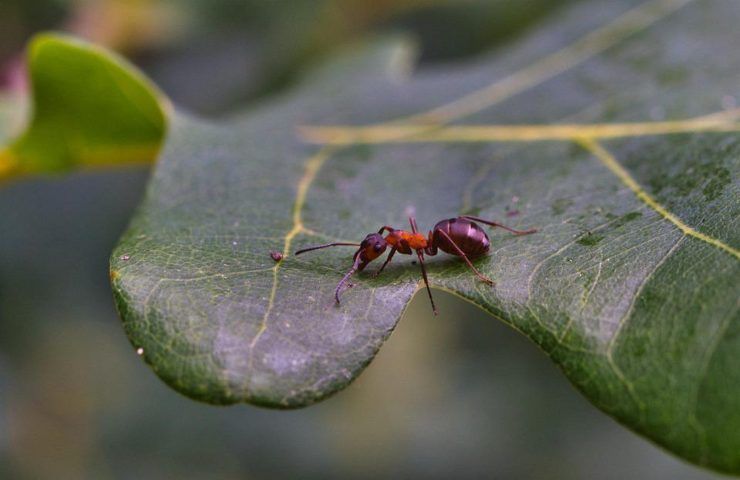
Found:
0,0 -> 727,478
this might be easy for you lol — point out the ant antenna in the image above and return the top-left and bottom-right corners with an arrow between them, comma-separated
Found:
295,242 -> 361,255
335,254 -> 362,304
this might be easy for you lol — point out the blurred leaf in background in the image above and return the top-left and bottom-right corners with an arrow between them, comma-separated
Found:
0,34 -> 166,181
0,94 -> 24,145
0,0 -> 573,114
164,0 -> 575,111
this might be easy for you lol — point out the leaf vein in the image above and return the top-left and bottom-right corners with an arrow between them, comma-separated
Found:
300,113 -> 740,145
579,138 -> 740,260
246,146 -> 337,373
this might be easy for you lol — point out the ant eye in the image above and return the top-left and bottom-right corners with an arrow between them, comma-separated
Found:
373,243 -> 383,252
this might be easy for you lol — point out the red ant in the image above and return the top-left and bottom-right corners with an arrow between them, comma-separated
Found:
295,216 -> 536,314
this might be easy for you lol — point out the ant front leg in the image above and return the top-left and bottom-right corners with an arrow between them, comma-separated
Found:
460,215 -> 537,235
434,228 -> 495,286
372,247 -> 397,278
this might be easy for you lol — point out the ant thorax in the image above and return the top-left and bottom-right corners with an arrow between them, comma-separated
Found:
385,230 -> 428,253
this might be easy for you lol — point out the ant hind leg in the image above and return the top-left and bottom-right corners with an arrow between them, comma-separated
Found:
434,228 -> 495,285
460,215 -> 537,235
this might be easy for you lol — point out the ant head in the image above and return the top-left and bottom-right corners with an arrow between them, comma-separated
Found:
355,233 -> 387,268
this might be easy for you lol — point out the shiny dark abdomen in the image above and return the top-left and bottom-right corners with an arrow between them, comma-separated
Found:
432,218 -> 490,258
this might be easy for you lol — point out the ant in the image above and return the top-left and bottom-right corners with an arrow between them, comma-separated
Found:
295,215 -> 536,314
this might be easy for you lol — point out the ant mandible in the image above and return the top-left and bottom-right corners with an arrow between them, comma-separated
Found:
295,215 -> 536,315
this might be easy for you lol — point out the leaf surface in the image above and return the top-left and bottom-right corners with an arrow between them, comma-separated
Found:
110,0 -> 739,472
0,34 -> 166,181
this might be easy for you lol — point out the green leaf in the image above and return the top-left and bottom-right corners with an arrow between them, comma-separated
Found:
0,33 -> 166,181
110,0 -> 740,473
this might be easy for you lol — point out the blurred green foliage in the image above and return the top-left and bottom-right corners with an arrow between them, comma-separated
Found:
1,0 -> 574,113
1,35 -> 165,180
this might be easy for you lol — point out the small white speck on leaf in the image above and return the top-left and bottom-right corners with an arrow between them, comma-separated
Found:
136,347 -> 144,356
120,255 -> 130,261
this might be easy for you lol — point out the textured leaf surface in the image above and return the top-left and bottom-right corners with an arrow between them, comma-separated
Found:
110,0 -> 740,472
0,34 -> 165,181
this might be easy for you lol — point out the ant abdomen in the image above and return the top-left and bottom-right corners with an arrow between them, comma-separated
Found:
432,218 -> 490,258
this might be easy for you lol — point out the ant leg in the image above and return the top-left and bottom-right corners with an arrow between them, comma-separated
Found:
295,242 -> 360,255
460,215 -> 537,235
373,247 -> 397,278
400,238 -> 437,314
434,228 -> 495,285
415,249 -> 438,315
408,216 -> 420,233
377,226 -> 396,234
